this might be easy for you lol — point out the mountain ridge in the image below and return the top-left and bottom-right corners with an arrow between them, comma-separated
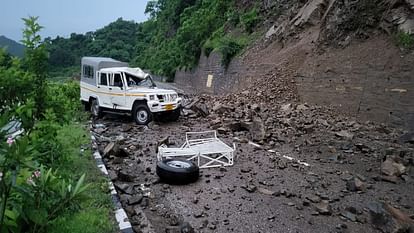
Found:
0,35 -> 25,57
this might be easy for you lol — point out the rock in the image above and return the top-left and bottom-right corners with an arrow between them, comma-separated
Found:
250,117 -> 266,142
240,167 -> 252,173
341,211 -> 357,222
103,142 -> 118,157
368,202 -> 414,232
335,130 -> 354,140
406,0 -> 414,10
212,103 -> 231,114
180,222 -> 195,233
257,187 -> 275,195
297,104 -> 309,111
128,194 -> 143,205
314,201 -> 332,215
217,127 -> 228,134
346,177 -> 366,192
306,194 -> 321,203
400,132 -> 414,144
122,124 -> 133,132
108,171 -> 118,181
194,210 -> 204,218
114,183 -> 134,195
103,141 -> 128,157
191,102 -> 209,117
242,184 -> 257,193
280,103 -> 292,112
118,170 -> 135,182
382,158 -> 407,177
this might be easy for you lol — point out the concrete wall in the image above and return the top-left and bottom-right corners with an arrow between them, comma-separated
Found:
296,39 -> 414,131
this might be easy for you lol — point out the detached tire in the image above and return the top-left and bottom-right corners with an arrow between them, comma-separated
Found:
156,159 -> 199,185
132,104 -> 152,125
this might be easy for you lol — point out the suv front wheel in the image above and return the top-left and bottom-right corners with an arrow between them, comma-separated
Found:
132,104 -> 152,125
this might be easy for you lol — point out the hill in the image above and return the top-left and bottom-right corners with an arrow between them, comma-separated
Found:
0,35 -> 25,57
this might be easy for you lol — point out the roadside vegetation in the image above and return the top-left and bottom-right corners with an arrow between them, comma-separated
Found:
0,17 -> 115,233
46,0 -> 263,81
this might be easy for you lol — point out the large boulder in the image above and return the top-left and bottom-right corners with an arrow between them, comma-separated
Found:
368,202 -> 413,232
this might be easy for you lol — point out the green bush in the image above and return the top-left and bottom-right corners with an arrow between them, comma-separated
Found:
241,7 -> 261,33
0,17 -> 115,233
396,31 -> 414,49
217,36 -> 244,68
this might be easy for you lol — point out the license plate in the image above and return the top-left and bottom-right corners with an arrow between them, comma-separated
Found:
165,104 -> 174,110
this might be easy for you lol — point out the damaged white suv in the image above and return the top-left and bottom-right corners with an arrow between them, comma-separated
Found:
80,57 -> 181,124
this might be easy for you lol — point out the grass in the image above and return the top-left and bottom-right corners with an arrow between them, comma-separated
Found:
46,122 -> 116,233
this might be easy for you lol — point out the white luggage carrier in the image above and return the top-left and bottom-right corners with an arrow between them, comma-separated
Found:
157,131 -> 235,169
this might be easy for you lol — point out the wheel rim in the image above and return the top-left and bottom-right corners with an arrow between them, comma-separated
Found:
166,160 -> 191,168
137,109 -> 148,123
92,102 -> 99,116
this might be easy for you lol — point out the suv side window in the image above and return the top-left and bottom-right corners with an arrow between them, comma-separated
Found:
99,73 -> 108,86
110,73 -> 124,88
83,65 -> 94,79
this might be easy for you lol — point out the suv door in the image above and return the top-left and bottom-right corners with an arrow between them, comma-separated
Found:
108,72 -> 126,109
97,72 -> 111,107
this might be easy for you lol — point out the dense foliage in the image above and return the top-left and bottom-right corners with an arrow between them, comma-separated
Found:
46,0 -> 263,81
0,17 -> 114,233
46,18 -> 140,73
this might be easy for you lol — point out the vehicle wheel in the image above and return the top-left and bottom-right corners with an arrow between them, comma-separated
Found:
168,107 -> 181,121
82,101 -> 91,111
156,159 -> 199,185
91,99 -> 102,118
132,104 -> 152,125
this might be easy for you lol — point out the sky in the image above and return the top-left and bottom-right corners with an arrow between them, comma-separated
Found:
0,0 -> 150,42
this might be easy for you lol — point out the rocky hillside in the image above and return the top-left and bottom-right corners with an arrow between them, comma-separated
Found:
175,0 -> 414,132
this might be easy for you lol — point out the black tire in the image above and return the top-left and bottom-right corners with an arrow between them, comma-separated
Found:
168,107 -> 181,121
82,101 -> 91,111
132,104 -> 152,125
156,159 -> 199,185
91,99 -> 102,118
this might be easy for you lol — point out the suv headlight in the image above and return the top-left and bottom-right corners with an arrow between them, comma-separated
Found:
149,95 -> 155,101
171,94 -> 178,101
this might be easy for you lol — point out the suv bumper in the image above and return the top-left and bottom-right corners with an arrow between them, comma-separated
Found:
148,99 -> 181,113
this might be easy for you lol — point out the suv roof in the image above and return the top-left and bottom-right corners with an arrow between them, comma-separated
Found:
100,67 -> 149,79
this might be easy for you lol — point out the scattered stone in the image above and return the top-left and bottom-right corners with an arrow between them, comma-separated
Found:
118,170 -> 135,182
346,177 -> 366,192
258,187 -> 275,195
306,194 -> 321,203
128,194 -> 143,205
114,183 -> 134,195
241,184 -> 257,193
381,157 -> 407,177
314,201 -> 332,215
122,124 -> 133,132
335,130 -> 354,140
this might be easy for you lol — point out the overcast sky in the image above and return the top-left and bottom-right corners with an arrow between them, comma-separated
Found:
0,0 -> 150,42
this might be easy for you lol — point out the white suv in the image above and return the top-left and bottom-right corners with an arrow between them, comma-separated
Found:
80,57 -> 181,124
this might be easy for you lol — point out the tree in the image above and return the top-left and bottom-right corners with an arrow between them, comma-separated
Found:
21,16 -> 48,119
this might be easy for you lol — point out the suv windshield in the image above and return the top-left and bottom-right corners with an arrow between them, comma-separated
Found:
125,72 -> 156,88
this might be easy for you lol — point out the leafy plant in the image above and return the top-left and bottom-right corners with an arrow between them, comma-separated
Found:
395,31 -> 414,49
22,16 -> 48,119
241,7 -> 261,33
